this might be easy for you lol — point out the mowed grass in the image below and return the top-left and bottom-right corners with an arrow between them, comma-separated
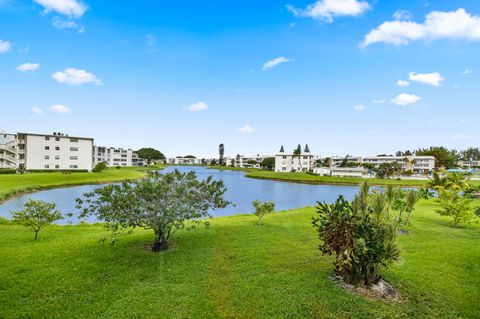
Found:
0,166 -> 163,203
1,201 -> 479,318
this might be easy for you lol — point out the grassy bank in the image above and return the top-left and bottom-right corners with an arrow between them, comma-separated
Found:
0,166 -> 163,203
208,166 -> 480,187
1,201 -> 479,318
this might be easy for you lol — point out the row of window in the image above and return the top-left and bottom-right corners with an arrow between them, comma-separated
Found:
44,155 -> 79,160
45,137 -> 79,143
45,146 -> 79,151
44,165 -> 78,169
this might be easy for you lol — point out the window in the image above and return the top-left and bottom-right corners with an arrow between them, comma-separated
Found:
55,165 -> 59,169
282,167 -> 287,171
44,165 -> 49,169
45,136 -> 50,141
55,146 -> 60,151
55,137 -> 60,142
69,165 -> 78,169
70,156 -> 78,160
282,156 -> 287,159
45,146 -> 50,150
70,147 -> 78,151
55,155 -> 60,160
44,155 -> 50,160
70,138 -> 78,143
97,158 -> 102,161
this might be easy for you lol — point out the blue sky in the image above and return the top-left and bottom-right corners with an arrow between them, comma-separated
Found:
1,0 -> 479,157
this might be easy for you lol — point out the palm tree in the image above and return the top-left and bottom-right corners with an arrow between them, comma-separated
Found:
293,144 -> 302,172
219,143 -> 224,165
445,172 -> 470,191
427,171 -> 448,191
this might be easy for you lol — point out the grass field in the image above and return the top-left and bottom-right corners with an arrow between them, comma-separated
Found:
208,166 -> 480,188
1,200 -> 479,318
0,166 -> 163,204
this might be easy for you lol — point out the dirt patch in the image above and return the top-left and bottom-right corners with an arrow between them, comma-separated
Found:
331,275 -> 400,301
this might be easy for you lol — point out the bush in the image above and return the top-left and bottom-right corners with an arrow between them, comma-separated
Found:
252,200 -> 276,225
0,169 -> 16,174
92,162 -> 108,173
313,183 -> 401,286
116,166 -> 121,169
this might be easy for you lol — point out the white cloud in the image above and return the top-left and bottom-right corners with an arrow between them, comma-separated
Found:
186,101 -> 208,112
52,68 -> 102,85
397,79 -> 410,87
391,93 -> 421,106
31,107 -> 43,114
362,8 -> 480,47
0,40 -> 11,53
353,104 -> 365,111
16,63 -> 40,72
287,0 -> 370,22
408,72 -> 444,86
48,104 -> 70,113
238,124 -> 255,133
372,99 -> 386,104
52,17 -> 85,32
393,10 -> 412,21
463,68 -> 473,75
34,0 -> 87,18
262,57 -> 291,71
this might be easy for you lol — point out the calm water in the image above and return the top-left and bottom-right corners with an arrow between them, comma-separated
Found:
0,166 -> 360,224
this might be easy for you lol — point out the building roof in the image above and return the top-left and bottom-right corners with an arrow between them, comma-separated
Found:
17,132 -> 94,141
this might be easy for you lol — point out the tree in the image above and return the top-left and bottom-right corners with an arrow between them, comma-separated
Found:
12,199 -> 62,240
92,161 -> 108,172
415,147 -> 458,170
137,148 -> 165,165
293,144 -> 302,171
252,200 -> 275,225
211,159 -> 217,166
426,171 -> 448,191
260,157 -> 275,171
246,160 -> 258,165
219,143 -> 225,165
76,170 -> 230,251
375,162 -> 401,179
436,189 -> 474,227
313,182 -> 401,285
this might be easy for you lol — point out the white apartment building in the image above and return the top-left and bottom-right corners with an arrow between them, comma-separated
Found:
167,157 -> 202,165
17,132 -> 93,171
234,154 -> 273,169
93,146 -> 144,167
275,145 -> 316,172
314,167 -> 365,177
0,131 -> 18,169
326,155 -> 435,173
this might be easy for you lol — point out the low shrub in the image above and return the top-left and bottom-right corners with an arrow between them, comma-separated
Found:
0,169 -> 16,174
92,162 -> 108,173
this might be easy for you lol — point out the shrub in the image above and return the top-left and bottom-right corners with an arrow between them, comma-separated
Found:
0,169 -> 16,174
116,166 -> 121,169
313,183 -> 401,286
92,162 -> 108,173
11,199 -> 62,240
436,189 -> 474,227
252,200 -> 276,225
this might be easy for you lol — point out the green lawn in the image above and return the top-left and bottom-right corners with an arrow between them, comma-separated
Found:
208,166 -> 480,188
1,200 -> 479,318
0,166 -> 163,203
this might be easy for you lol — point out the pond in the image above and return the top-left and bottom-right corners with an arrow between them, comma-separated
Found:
0,166 -> 361,224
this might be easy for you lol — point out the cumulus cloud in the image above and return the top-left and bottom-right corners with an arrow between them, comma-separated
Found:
34,0 -> 87,18
287,0 -> 370,22
238,124 -> 255,133
31,107 -> 43,114
186,101 -> 208,112
52,68 -> 102,85
391,93 -> 421,106
408,72 -> 444,86
397,80 -> 410,87
52,17 -> 85,32
0,40 -> 11,53
16,63 -> 40,72
362,8 -> 480,47
393,10 -> 412,21
262,57 -> 291,71
353,104 -> 365,111
372,99 -> 386,104
49,104 -> 70,113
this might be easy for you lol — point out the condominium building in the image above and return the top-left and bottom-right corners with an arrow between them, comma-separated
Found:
234,154 -> 273,169
167,157 -> 202,165
93,146 -> 145,167
17,132 -> 93,171
0,131 -> 18,169
275,145 -> 316,172
326,155 -> 435,173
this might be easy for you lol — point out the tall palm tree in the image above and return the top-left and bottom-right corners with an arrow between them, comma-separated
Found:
219,143 -> 224,165
293,144 -> 302,172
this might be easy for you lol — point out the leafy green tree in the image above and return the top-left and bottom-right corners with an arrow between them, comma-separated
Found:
76,170 -> 230,251
260,157 -> 275,170
313,182 -> 401,285
415,146 -> 458,170
247,160 -> 258,165
293,144 -> 302,171
12,199 -> 62,240
252,200 -> 276,225
436,189 -> 474,227
137,148 -> 166,165
375,162 -> 401,179
92,161 -> 108,172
